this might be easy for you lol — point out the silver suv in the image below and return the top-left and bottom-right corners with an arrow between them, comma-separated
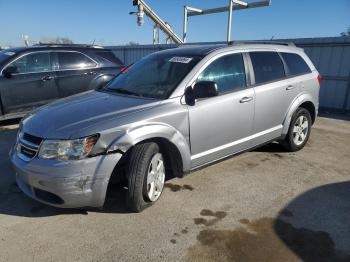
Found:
10,42 -> 320,212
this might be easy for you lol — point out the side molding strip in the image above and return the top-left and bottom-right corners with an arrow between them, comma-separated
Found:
191,125 -> 282,160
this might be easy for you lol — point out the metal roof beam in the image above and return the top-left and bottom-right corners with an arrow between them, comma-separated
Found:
187,0 -> 271,17
232,0 -> 248,7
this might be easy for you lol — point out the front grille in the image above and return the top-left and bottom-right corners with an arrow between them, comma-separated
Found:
23,133 -> 43,145
20,146 -> 37,158
17,133 -> 42,161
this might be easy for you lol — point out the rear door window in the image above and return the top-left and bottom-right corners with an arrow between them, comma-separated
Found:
197,53 -> 246,94
281,52 -> 311,76
250,52 -> 285,85
57,52 -> 97,70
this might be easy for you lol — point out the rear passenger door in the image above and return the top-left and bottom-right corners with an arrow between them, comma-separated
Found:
280,52 -> 314,99
52,51 -> 98,98
248,51 -> 300,145
189,52 -> 254,167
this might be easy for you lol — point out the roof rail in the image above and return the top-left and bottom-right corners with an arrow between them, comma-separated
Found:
229,41 -> 295,46
33,43 -> 104,49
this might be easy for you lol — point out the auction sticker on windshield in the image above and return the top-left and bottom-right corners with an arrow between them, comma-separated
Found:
169,57 -> 193,63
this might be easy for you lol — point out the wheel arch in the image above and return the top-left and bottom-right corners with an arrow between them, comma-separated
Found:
282,94 -> 317,135
140,137 -> 184,179
108,123 -> 191,177
88,73 -> 116,90
299,101 -> 316,124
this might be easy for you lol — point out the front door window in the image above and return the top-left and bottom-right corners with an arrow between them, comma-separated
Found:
197,53 -> 246,95
7,52 -> 51,74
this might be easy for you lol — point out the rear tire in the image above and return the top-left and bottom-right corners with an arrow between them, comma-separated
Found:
126,142 -> 166,212
283,107 -> 312,152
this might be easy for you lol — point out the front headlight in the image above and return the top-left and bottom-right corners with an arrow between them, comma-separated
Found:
38,135 -> 99,161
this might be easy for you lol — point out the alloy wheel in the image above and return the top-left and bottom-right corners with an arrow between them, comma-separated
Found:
146,153 -> 165,202
292,115 -> 309,146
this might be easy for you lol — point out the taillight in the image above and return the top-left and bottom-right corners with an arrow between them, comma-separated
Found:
120,66 -> 130,74
317,74 -> 322,85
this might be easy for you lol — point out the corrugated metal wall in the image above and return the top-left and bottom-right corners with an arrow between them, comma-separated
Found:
108,44 -> 177,66
107,36 -> 350,113
292,37 -> 350,113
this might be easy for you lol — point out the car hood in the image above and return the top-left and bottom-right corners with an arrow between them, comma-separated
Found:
22,90 -> 160,139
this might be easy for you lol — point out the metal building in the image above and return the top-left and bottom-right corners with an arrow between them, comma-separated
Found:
108,36 -> 350,114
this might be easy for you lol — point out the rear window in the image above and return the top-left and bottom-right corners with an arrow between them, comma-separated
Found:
250,52 -> 285,85
281,52 -> 311,76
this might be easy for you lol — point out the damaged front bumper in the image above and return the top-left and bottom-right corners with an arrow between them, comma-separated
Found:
10,149 -> 122,208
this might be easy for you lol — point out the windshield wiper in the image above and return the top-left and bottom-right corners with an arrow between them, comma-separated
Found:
107,88 -> 141,97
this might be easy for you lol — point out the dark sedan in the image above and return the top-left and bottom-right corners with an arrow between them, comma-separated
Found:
0,44 -> 123,120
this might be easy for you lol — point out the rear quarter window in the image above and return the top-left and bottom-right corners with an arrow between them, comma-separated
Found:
250,52 -> 285,85
281,52 -> 311,76
93,51 -> 123,66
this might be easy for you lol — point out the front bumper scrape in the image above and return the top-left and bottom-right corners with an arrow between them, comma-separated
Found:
10,151 -> 122,208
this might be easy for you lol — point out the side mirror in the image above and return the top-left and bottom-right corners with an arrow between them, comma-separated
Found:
184,86 -> 195,106
185,81 -> 218,105
2,66 -> 18,79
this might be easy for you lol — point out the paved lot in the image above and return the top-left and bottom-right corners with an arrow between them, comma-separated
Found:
0,117 -> 349,262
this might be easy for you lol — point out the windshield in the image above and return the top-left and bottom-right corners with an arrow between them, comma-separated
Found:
0,50 -> 16,64
105,53 -> 203,99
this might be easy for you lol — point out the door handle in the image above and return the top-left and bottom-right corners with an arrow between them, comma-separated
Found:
239,97 -> 253,103
41,75 -> 53,81
85,71 -> 96,76
286,85 -> 296,90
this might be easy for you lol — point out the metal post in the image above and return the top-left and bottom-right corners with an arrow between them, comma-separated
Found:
153,25 -> 156,45
227,0 -> 233,42
343,70 -> 350,113
187,0 -> 269,17
183,6 -> 188,43
183,6 -> 202,43
157,25 -> 160,44
153,24 -> 160,45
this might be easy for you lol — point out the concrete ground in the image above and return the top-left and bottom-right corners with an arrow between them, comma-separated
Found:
0,117 -> 349,262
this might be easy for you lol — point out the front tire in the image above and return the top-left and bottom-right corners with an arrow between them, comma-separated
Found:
126,142 -> 166,212
283,107 -> 312,152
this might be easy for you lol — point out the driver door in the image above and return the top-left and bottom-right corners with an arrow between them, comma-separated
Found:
0,52 -> 58,115
188,52 -> 255,168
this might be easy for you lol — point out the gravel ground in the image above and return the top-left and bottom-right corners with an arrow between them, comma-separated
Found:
0,117 -> 349,262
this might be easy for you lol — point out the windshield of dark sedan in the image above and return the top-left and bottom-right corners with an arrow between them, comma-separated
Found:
105,53 -> 203,99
